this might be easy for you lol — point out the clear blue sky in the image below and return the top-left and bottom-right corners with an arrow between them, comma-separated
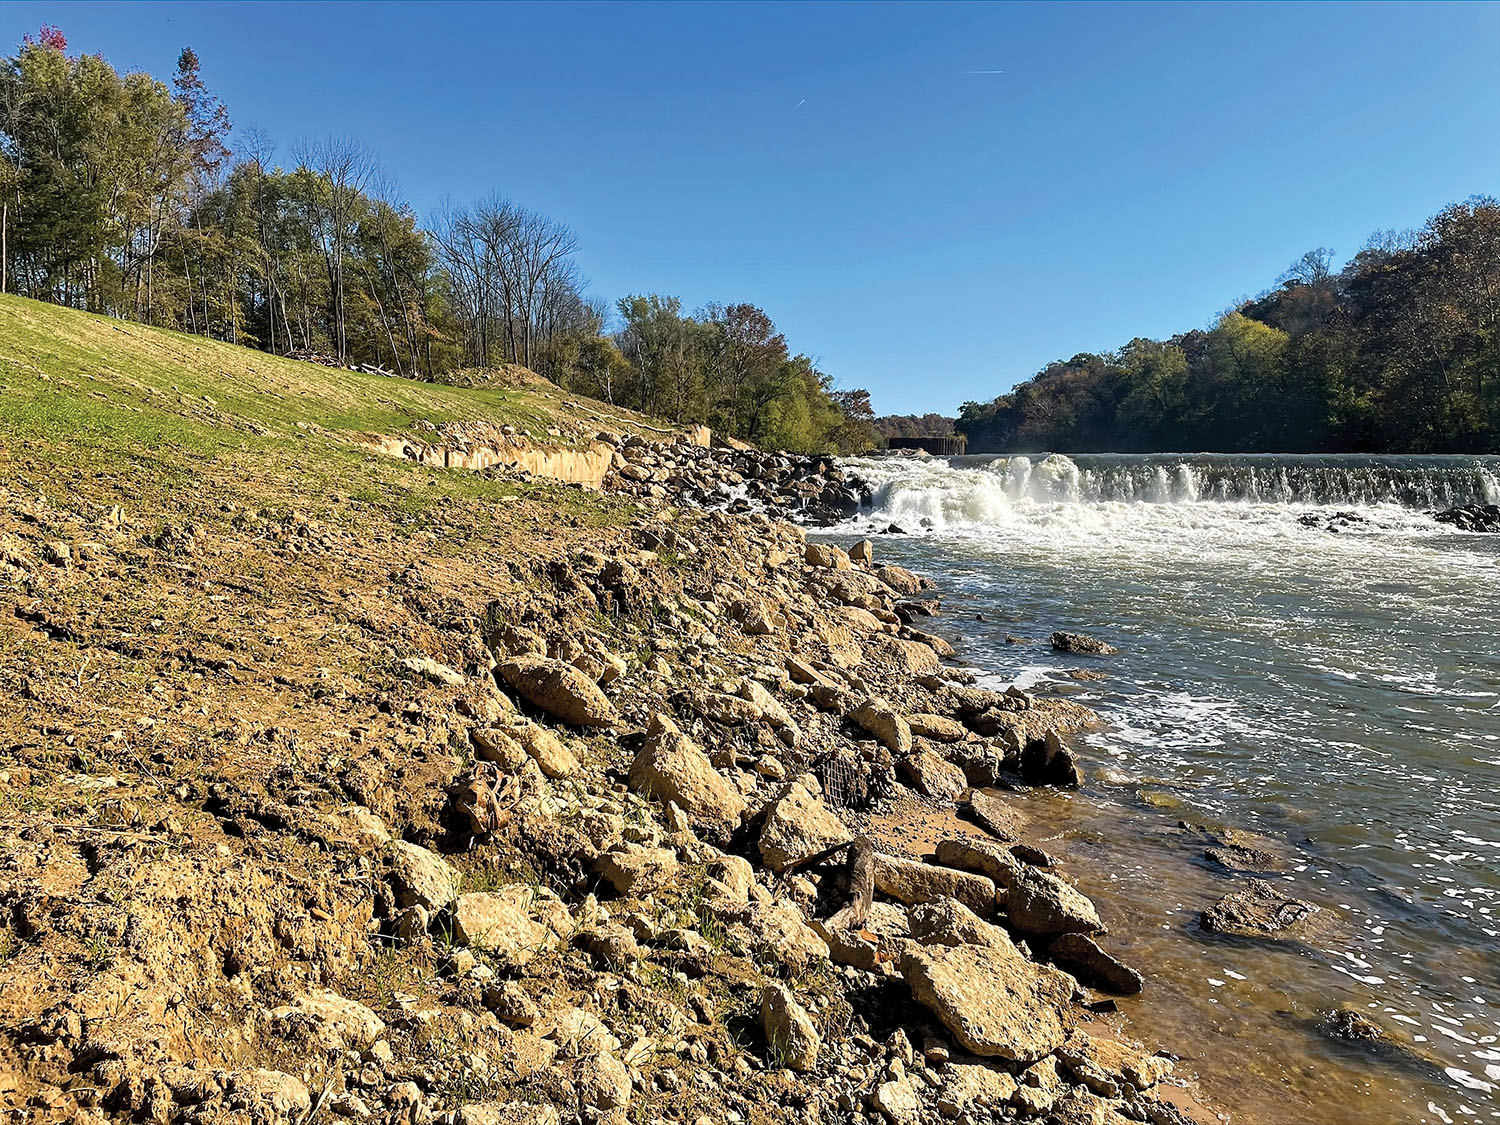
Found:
6,2 -> 1498,414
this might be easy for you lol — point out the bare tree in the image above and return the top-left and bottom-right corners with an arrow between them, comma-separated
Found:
293,135 -> 375,363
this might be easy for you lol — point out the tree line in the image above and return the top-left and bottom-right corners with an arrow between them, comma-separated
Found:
958,199 -> 1500,454
0,28 -> 877,453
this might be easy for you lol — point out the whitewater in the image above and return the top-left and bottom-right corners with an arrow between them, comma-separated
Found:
831,452 -> 1500,1124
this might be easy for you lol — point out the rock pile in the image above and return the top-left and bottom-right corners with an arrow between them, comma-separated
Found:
599,433 -> 873,525
0,458 -> 1208,1125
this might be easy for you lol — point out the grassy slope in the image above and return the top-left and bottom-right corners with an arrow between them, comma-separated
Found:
0,294 -> 664,528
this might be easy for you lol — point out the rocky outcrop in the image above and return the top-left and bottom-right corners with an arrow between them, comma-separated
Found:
1433,503 -> 1500,532
1050,630 -> 1118,655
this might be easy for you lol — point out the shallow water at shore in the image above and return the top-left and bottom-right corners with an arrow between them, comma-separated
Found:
827,452 -> 1500,1124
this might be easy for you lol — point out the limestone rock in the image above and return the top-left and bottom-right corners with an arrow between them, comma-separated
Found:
451,890 -> 553,963
740,899 -> 830,974
759,782 -> 853,872
512,721 -> 579,779
866,634 -> 941,675
876,564 -> 926,596
900,749 -> 967,801
470,726 -> 527,769
938,1063 -> 1018,1118
761,984 -> 820,1071
628,712 -> 745,831
934,836 -> 1024,888
270,990 -> 385,1053
401,655 -> 466,687
906,713 -> 967,743
873,852 -> 996,916
593,844 -> 680,897
908,896 -> 1009,948
738,678 -> 797,732
498,655 -> 618,727
385,841 -> 459,913
805,543 -> 852,569
901,936 -> 1075,1063
1006,868 -> 1104,939
963,790 -> 1023,841
813,900 -> 910,971
852,697 -> 913,754
871,1076 -> 923,1123
1048,933 -> 1143,995
849,538 -> 874,565
678,687 -> 762,725
574,1050 -> 632,1110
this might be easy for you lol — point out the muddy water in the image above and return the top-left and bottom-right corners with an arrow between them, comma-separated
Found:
820,452 -> 1500,1124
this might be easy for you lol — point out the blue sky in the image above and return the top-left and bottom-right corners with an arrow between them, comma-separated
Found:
5,2 -> 1498,414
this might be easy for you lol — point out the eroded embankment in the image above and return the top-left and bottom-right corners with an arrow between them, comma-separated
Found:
0,435 -> 1213,1125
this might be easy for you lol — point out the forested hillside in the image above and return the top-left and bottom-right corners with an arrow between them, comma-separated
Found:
959,199 -> 1500,454
0,27 -> 875,452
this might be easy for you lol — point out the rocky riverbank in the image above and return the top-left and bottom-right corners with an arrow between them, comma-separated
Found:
0,427 -> 1213,1125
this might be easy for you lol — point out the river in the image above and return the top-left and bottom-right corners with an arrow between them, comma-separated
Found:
835,452 -> 1500,1124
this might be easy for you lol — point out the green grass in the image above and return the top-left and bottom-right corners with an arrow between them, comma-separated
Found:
0,295 -> 646,527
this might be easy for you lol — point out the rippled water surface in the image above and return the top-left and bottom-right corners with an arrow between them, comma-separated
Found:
834,453 -> 1500,1124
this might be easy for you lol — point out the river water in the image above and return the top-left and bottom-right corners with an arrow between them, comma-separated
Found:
835,452 -> 1500,1124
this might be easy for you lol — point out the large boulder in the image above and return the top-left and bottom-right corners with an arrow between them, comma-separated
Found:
851,697 -> 913,754
761,984 -> 820,1071
1005,868 -> 1104,940
899,749 -> 967,802
628,713 -> 745,831
900,934 -> 1075,1063
498,655 -> 618,727
873,852 -> 996,916
759,782 -> 853,872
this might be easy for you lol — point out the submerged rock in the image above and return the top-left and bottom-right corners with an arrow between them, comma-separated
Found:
1321,1006 -> 1387,1043
1200,878 -> 1320,938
